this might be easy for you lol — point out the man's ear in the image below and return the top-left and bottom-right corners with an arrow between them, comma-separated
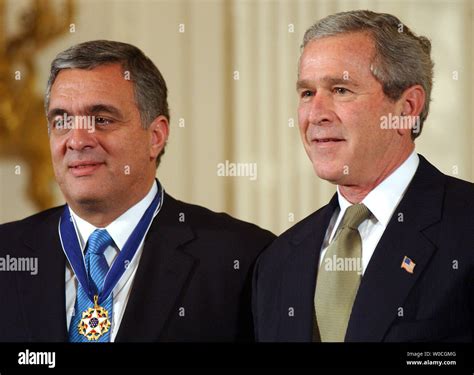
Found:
148,115 -> 169,160
397,85 -> 425,137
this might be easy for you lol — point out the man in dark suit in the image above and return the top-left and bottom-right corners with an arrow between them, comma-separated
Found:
253,10 -> 474,342
0,40 -> 275,342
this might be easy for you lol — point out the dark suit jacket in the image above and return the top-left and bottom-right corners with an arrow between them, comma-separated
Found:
253,155 -> 474,342
0,192 -> 275,342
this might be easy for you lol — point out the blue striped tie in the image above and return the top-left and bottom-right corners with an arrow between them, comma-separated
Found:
69,229 -> 114,342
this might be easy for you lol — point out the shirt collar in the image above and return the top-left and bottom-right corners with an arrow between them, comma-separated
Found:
336,150 -> 419,227
69,180 -> 158,252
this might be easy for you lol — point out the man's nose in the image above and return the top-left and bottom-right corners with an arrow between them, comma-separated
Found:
307,92 -> 336,125
66,127 -> 97,150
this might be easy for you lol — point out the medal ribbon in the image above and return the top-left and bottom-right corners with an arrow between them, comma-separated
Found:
59,180 -> 164,305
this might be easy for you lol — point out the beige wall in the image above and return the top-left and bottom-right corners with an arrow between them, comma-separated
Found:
1,0 -> 473,235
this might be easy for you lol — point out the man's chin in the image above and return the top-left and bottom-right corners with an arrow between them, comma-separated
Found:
61,186 -> 108,209
65,194 -> 105,208
312,163 -> 345,184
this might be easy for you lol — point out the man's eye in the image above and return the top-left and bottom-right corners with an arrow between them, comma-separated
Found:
52,118 -> 63,127
52,117 -> 66,129
333,87 -> 350,95
300,90 -> 314,98
95,117 -> 112,125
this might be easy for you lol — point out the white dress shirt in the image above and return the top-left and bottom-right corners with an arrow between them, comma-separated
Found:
65,181 -> 159,342
319,151 -> 419,275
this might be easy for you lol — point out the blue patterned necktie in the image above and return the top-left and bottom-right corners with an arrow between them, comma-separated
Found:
69,229 -> 114,342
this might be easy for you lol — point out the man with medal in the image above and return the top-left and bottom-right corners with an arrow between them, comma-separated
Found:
0,40 -> 275,342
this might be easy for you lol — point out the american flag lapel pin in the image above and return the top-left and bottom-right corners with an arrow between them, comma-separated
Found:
401,256 -> 416,274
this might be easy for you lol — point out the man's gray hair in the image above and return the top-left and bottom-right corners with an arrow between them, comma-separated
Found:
44,40 -> 169,167
302,10 -> 434,139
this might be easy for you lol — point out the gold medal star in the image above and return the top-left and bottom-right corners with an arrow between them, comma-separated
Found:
78,299 -> 111,341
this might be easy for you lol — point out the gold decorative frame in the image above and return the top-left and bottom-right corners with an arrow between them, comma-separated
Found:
0,0 -> 74,209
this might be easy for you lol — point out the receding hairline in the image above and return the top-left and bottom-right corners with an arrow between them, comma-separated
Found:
297,31 -> 378,80
302,29 -> 375,48
48,61 -> 132,90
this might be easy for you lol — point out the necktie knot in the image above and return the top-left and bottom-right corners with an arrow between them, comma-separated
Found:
87,229 -> 113,255
340,204 -> 370,230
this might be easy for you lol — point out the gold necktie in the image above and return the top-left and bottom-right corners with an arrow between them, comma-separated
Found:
314,204 -> 370,342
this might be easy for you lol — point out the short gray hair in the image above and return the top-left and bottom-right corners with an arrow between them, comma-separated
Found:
45,40 -> 169,167
302,10 -> 434,139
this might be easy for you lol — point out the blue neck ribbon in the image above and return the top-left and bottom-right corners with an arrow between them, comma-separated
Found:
59,181 -> 164,305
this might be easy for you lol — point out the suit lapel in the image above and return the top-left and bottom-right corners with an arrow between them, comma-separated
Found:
17,207 -> 68,341
116,193 -> 197,342
278,194 -> 338,341
346,155 -> 445,341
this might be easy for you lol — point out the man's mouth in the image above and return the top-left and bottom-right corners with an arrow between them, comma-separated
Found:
68,161 -> 104,176
314,138 -> 345,143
